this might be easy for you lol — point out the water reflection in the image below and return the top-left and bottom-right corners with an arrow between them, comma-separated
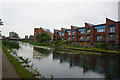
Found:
33,47 -> 50,59
53,51 -> 120,78
17,42 -> 120,78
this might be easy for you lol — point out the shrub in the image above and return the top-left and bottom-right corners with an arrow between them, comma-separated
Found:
2,40 -> 20,49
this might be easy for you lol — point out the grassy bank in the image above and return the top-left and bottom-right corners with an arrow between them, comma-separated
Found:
2,40 -> 20,49
21,40 -> 51,46
2,45 -> 36,79
62,44 -> 120,54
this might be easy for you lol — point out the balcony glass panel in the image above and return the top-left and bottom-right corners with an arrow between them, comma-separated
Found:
97,36 -> 100,41
109,34 -> 115,41
109,24 -> 115,33
80,36 -> 84,41
97,28 -> 105,32
87,28 -> 91,32
86,36 -> 90,41
62,32 -> 64,36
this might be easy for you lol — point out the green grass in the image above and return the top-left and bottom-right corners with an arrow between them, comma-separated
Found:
62,44 -> 120,54
2,40 -> 20,49
29,42 -> 51,46
2,45 -> 36,80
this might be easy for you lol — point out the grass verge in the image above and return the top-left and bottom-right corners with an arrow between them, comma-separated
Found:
2,45 -> 36,80
62,45 -> 120,54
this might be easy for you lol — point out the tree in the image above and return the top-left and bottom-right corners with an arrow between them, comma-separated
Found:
13,33 -> 19,38
57,36 -> 61,41
36,32 -> 51,42
0,19 -> 3,25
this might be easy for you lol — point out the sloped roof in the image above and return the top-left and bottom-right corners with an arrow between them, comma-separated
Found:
85,23 -> 94,26
41,27 -> 52,33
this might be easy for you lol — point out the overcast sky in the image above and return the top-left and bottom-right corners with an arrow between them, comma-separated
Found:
0,0 -> 120,38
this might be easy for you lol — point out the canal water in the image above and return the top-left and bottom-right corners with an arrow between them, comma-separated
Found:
15,42 -> 120,78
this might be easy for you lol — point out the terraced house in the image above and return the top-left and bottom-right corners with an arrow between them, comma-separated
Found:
53,18 -> 120,45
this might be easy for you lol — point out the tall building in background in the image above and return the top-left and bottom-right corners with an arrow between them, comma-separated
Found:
34,27 -> 53,42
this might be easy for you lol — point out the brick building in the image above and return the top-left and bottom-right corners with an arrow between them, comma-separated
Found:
34,27 -> 52,42
53,18 -> 120,45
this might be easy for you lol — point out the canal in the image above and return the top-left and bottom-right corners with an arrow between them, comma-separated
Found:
15,42 -> 120,78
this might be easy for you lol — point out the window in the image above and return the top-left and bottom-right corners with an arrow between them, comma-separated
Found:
72,37 -> 74,41
62,36 -> 64,40
78,28 -> 85,33
80,31 -> 85,33
97,36 -> 100,41
87,28 -> 91,32
80,36 -> 84,41
62,32 -> 64,36
109,34 -> 115,41
97,28 -> 105,32
72,30 -> 75,35
58,32 -> 61,35
67,37 -> 69,41
109,25 -> 115,33
86,36 -> 90,41
68,32 -> 71,35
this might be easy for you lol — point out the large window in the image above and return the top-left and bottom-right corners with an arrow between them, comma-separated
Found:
87,28 -> 91,33
78,28 -> 85,34
67,37 -> 69,41
97,28 -> 105,32
109,34 -> 115,41
86,36 -> 90,41
68,32 -> 71,35
109,25 -> 115,33
72,30 -> 75,35
62,36 -> 64,40
58,32 -> 61,35
97,36 -> 100,41
72,36 -> 74,41
80,31 -> 85,33
97,35 -> 105,41
80,36 -> 84,41
62,32 -> 64,36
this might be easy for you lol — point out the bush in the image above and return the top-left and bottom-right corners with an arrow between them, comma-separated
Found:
66,41 -> 72,43
36,32 -> 51,43
56,40 -> 66,46
2,40 -> 20,49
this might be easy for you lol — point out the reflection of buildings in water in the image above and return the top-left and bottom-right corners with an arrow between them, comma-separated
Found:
52,52 -> 120,78
60,54 -> 69,64
33,47 -> 50,59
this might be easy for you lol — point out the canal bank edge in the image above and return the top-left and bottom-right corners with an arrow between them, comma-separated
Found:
2,45 -> 36,79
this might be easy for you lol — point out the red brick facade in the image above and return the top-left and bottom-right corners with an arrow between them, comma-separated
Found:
34,27 -> 52,42
53,18 -> 120,44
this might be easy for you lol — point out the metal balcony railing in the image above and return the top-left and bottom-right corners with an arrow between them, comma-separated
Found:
86,38 -> 90,41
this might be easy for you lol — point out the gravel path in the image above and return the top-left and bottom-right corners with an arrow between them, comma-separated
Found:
2,47 -> 21,79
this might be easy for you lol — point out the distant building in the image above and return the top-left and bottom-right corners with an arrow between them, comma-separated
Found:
9,32 -> 19,39
34,27 -> 53,42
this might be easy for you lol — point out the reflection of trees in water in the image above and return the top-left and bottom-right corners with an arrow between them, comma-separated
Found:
53,51 -> 120,78
33,47 -> 50,59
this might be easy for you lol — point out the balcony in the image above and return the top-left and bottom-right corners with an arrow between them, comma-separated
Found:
97,38 -> 105,42
86,38 -> 90,41
109,31 -> 115,34
86,32 -> 90,35
109,39 -> 115,42
79,39 -> 84,42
